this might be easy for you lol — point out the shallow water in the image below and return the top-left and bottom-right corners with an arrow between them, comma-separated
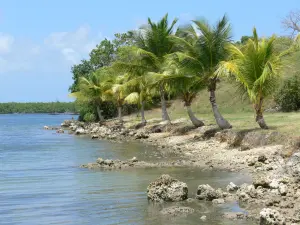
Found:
0,114 -> 255,225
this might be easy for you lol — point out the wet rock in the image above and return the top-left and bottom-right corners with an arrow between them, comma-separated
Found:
130,157 -> 138,162
200,215 -> 207,221
248,158 -> 256,166
212,198 -> 225,204
160,206 -> 194,216
259,208 -> 286,225
56,129 -> 64,133
226,182 -> 239,192
147,174 -> 188,202
237,184 -> 257,201
196,184 -> 222,201
91,135 -> 99,139
258,154 -> 267,163
75,127 -> 86,135
44,126 -> 49,130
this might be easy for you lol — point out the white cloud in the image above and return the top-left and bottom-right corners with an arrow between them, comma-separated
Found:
44,25 -> 98,64
0,25 -> 102,74
0,33 -> 14,54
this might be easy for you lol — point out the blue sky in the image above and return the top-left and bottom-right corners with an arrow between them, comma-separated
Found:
0,0 -> 298,102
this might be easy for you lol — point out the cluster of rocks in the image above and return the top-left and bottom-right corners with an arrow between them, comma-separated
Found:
146,174 -> 300,224
43,125 -> 64,133
60,120 -> 150,141
81,157 -> 157,170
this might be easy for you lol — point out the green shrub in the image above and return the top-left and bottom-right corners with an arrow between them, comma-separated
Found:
275,74 -> 300,112
83,112 -> 96,122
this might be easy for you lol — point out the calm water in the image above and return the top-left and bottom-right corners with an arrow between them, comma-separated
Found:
0,114 -> 255,225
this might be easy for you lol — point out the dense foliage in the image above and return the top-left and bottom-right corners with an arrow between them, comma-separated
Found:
0,102 -> 77,114
275,73 -> 300,112
69,13 -> 300,129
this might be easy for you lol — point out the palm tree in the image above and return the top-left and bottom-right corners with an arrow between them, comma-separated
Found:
155,56 -> 205,127
217,28 -> 288,129
70,67 -> 113,122
113,14 -> 178,122
171,15 -> 232,129
123,74 -> 152,125
104,75 -> 130,123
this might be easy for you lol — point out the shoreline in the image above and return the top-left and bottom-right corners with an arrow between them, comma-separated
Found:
58,118 -> 300,224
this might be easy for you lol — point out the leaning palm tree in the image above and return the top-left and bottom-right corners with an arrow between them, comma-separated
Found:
113,14 -> 178,122
217,28 -> 289,129
70,67 -> 113,122
153,57 -> 206,127
171,15 -> 232,129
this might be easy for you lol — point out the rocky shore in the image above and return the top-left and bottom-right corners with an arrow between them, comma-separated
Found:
52,118 -> 300,224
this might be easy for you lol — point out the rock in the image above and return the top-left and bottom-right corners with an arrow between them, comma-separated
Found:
91,135 -> 99,139
196,184 -> 222,201
160,206 -> 194,216
147,174 -> 188,202
258,154 -> 267,163
286,152 -> 300,181
253,173 -> 271,188
134,131 -> 149,139
279,184 -> 288,196
293,209 -> 300,223
223,212 -> 246,220
259,208 -> 286,225
43,126 -> 49,130
237,184 -> 257,201
56,129 -> 64,133
226,182 -> 239,192
248,158 -> 256,166
200,215 -> 207,221
269,179 -> 280,189
212,198 -> 225,204
61,120 -> 73,127
130,157 -> 138,162
75,127 -> 86,135
96,157 -> 104,164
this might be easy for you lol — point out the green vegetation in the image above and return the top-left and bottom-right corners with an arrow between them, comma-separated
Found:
0,102 -> 77,114
69,13 -> 300,131
275,73 -> 300,112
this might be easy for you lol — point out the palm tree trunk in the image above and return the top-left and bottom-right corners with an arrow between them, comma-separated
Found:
254,98 -> 268,129
159,85 -> 171,121
209,89 -> 232,129
186,105 -> 204,127
96,105 -> 103,122
118,106 -> 123,123
140,101 -> 147,124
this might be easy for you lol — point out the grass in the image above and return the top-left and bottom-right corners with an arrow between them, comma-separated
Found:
124,79 -> 300,137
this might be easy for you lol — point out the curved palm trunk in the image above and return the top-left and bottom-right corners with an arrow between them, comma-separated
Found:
159,85 -> 171,122
140,101 -> 147,124
117,106 -> 123,123
96,105 -> 104,122
254,98 -> 268,129
186,105 -> 204,127
209,89 -> 232,129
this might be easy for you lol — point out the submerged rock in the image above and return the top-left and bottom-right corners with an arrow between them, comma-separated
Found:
259,208 -> 286,225
147,174 -> 188,202
160,206 -> 194,216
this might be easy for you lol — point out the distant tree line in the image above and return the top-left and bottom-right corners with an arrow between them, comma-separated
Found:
0,102 -> 77,114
